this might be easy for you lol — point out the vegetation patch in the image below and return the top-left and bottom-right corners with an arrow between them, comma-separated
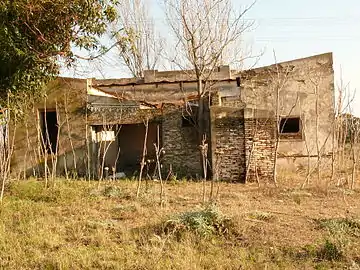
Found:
316,239 -> 344,262
161,205 -> 234,238
247,211 -> 274,222
1,179 -> 360,269
313,217 -> 360,264
288,240 -> 344,264
7,180 -> 60,203
102,186 -> 123,198
90,185 -> 128,199
316,217 -> 360,237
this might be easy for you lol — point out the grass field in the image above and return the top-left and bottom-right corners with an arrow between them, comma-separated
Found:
1,176 -> 360,269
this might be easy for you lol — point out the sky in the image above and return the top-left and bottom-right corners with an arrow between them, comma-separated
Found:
61,0 -> 360,114
242,0 -> 360,115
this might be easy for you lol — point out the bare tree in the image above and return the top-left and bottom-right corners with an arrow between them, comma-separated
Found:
331,77 -> 346,185
112,0 -> 164,77
309,74 -> 322,185
63,90 -> 78,175
0,105 -> 15,204
332,77 -> 355,187
200,135 -> 208,203
164,0 -> 255,184
95,121 -> 121,185
164,0 -> 255,72
270,52 -> 294,187
137,118 -> 149,197
153,125 -> 165,206
50,101 -> 62,186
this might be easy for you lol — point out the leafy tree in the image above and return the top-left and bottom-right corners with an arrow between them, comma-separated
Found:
0,0 -> 117,103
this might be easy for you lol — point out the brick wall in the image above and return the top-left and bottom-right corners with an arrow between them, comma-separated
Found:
244,118 -> 276,182
212,115 -> 246,182
161,105 -> 201,178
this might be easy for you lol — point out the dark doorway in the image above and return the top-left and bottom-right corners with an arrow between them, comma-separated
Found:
39,110 -> 58,153
118,123 -> 160,175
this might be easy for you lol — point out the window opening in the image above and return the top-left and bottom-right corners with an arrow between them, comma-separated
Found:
279,117 -> 300,134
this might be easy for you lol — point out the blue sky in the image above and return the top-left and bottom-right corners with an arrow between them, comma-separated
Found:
243,0 -> 360,114
62,0 -> 360,114
243,0 -> 360,85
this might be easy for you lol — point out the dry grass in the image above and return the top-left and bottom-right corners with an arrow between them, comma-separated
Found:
0,175 -> 360,269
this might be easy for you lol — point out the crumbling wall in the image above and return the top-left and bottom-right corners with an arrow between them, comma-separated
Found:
238,53 -> 334,170
87,96 -> 163,125
244,117 -> 276,182
212,113 -> 245,182
87,100 -> 202,178
161,105 -> 201,178
10,77 -> 89,177
10,53 -> 334,181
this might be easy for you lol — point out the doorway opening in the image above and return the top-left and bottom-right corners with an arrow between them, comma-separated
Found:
39,110 -> 58,154
118,123 -> 160,176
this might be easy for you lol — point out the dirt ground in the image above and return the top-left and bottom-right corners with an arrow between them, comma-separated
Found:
1,176 -> 360,269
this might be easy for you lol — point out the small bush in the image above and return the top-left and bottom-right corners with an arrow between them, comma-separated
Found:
316,239 -> 343,261
103,186 -> 122,198
162,205 -> 233,238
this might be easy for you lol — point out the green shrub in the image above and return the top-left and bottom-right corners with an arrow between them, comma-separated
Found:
316,239 -> 343,261
162,205 -> 233,238
89,186 -> 125,198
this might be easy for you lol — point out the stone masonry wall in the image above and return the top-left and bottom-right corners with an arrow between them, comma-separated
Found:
161,105 -> 201,178
244,118 -> 276,182
89,103 -> 202,178
213,116 -> 245,182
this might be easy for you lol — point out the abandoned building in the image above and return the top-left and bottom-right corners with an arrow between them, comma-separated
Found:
9,52 -> 334,182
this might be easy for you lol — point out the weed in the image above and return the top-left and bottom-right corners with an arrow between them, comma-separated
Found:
303,244 -> 318,257
90,185 -> 128,199
292,195 -> 301,205
248,211 -> 274,221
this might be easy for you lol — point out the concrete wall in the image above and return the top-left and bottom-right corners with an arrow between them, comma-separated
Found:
210,53 -> 334,182
239,52 -> 334,171
241,54 -> 334,157
10,77 -> 88,177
